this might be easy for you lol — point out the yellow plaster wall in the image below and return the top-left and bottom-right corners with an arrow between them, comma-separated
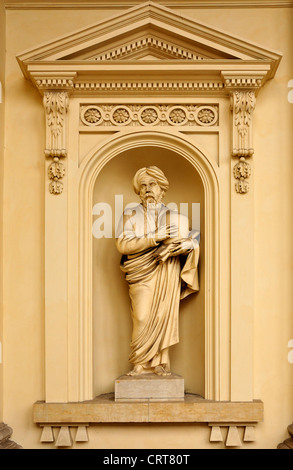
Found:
0,0 -> 5,423
2,5 -> 293,449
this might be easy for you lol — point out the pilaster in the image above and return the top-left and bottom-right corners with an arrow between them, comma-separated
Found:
39,81 -> 73,402
223,77 -> 260,401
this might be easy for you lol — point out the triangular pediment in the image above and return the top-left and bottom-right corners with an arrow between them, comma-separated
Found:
82,35 -> 212,62
16,1 -> 282,95
57,25 -> 234,62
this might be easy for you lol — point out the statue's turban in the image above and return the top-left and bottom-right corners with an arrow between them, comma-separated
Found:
132,166 -> 169,195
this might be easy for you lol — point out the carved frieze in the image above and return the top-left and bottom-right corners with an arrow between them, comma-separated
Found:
80,104 -> 219,127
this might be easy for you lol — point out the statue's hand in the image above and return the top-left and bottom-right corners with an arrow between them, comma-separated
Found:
152,224 -> 171,242
170,238 -> 194,255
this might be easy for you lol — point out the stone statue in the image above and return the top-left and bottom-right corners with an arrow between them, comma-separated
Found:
116,166 -> 199,377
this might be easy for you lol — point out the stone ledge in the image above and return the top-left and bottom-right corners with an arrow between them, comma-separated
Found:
33,393 -> 264,425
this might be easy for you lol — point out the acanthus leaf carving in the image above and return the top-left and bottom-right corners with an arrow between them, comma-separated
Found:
49,179 -> 64,196
231,90 -> 256,158
43,91 -> 69,157
230,90 -> 256,194
233,157 -> 251,195
43,91 -> 69,194
48,158 -> 66,195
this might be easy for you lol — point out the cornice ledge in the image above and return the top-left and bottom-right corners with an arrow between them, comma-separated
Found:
26,67 -> 274,99
221,70 -> 269,95
29,71 -> 77,94
5,1 -> 293,10
26,66 -> 272,98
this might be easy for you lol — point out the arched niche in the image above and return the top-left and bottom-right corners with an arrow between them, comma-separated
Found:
79,130 -> 219,401
92,145 -> 205,397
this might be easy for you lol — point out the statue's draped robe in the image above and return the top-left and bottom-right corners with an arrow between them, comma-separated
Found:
116,203 -> 199,369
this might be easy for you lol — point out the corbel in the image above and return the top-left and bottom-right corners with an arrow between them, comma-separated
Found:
39,423 -> 89,448
222,71 -> 266,194
31,72 -> 76,195
208,422 -> 256,448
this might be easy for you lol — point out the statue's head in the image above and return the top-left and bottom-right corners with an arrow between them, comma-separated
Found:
133,166 -> 169,206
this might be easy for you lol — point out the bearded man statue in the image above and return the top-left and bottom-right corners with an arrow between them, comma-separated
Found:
116,166 -> 199,376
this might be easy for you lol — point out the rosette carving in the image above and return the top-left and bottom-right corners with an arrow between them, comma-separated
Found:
197,107 -> 215,124
83,107 -> 101,124
140,107 -> 158,124
112,107 -> 130,124
169,108 -> 186,124
80,104 -> 218,127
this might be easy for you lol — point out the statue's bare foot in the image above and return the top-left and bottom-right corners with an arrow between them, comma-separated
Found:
154,365 -> 171,376
126,365 -> 144,376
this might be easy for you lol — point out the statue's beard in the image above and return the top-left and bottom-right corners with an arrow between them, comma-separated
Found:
141,193 -> 162,208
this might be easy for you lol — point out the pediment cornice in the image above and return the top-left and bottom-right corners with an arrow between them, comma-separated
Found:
16,1 -> 282,96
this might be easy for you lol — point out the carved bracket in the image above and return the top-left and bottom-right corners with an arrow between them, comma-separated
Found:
230,90 -> 256,159
40,424 -> 89,448
43,91 -> 69,195
229,89 -> 256,194
209,422 -> 256,447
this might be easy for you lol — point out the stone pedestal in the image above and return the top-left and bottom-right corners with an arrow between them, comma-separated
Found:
114,373 -> 184,402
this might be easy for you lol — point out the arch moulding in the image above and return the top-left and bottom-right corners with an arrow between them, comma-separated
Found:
78,129 -> 220,403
